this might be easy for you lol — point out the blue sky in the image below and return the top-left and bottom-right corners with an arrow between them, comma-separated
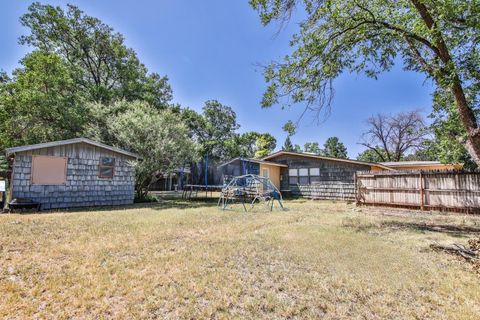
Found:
0,0 -> 435,157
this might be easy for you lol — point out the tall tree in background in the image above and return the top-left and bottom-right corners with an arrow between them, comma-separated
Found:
19,2 -> 172,108
357,148 -> 389,163
282,136 -> 294,151
321,137 -> 348,159
0,51 -> 86,151
226,132 -> 276,159
360,111 -> 428,161
250,0 -> 480,165
293,144 -> 303,153
254,133 -> 277,158
182,100 -> 239,161
281,120 -> 296,151
304,142 -> 321,154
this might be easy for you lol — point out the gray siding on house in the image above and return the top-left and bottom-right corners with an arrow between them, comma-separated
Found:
10,142 -> 135,209
273,154 -> 371,200
221,159 -> 260,184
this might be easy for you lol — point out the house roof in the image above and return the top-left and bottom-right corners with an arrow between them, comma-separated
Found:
5,138 -> 141,159
262,151 -> 394,171
380,161 -> 439,167
379,161 -> 463,168
219,157 -> 288,168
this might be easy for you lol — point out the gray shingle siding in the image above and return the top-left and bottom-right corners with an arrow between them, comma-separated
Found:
273,155 -> 370,200
10,143 -> 136,210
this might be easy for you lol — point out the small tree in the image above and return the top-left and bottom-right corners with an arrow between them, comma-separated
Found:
304,142 -> 321,154
293,144 -> 303,153
321,137 -> 348,159
282,136 -> 294,151
357,148 -> 388,163
105,101 -> 197,199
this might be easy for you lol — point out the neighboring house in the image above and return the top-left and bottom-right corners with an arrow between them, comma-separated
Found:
6,138 -> 140,210
220,151 -> 463,200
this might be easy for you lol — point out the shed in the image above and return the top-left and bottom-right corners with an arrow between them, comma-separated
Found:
5,138 -> 140,210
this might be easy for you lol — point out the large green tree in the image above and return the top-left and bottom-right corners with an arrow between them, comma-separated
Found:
0,51 -> 86,151
225,132 -> 276,159
20,2 -> 172,108
183,103 -> 276,160
104,101 -> 196,198
321,136 -> 348,158
251,0 -> 480,165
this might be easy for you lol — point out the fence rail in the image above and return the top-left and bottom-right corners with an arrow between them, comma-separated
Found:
355,171 -> 480,213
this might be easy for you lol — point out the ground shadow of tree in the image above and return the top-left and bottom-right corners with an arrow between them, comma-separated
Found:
12,199 -> 218,215
379,221 -> 480,237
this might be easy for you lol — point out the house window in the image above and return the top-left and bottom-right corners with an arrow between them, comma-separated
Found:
99,157 -> 115,179
288,169 -> 298,176
31,156 -> 67,185
289,177 -> 298,185
310,168 -> 320,176
299,168 -> 309,176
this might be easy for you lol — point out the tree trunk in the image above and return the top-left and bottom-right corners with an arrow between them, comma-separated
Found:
410,0 -> 480,166
451,80 -> 480,165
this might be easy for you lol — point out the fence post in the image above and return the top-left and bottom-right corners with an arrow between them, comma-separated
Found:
419,171 -> 425,210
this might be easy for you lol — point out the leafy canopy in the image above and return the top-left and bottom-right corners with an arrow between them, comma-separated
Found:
251,0 -> 480,164
0,51 -> 86,151
321,136 -> 348,159
101,101 -> 197,198
20,2 -> 172,108
304,142 -> 321,154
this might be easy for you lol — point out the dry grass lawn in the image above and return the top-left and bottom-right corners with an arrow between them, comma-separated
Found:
1,199 -> 480,319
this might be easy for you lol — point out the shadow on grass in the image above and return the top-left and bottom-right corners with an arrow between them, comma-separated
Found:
343,217 -> 480,238
9,198 -> 219,215
380,221 -> 480,237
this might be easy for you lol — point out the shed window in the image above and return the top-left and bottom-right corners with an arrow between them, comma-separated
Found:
310,168 -> 320,176
288,169 -> 298,176
99,157 -> 115,179
31,156 -> 67,185
299,168 -> 309,176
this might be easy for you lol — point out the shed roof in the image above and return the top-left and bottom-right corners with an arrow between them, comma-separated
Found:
5,138 -> 140,159
262,151 -> 394,171
219,157 -> 288,168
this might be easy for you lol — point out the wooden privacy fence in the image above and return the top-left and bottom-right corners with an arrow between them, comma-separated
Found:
355,171 -> 480,213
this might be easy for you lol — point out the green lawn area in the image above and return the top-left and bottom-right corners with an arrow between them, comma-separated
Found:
1,199 -> 479,319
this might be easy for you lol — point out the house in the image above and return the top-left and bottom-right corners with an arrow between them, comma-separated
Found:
5,138 -> 140,210
220,151 -> 463,200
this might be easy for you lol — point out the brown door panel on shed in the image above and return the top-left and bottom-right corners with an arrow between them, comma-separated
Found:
32,155 -> 67,185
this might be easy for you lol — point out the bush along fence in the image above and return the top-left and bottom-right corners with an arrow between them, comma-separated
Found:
355,170 -> 480,213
